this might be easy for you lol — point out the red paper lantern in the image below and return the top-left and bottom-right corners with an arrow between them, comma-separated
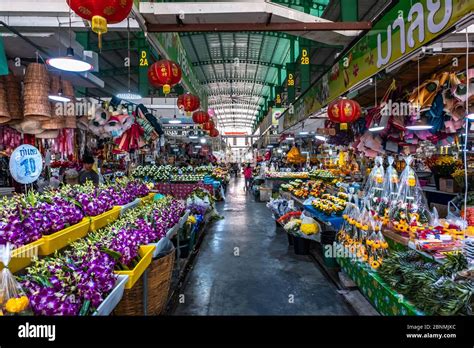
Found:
178,93 -> 200,115
327,99 -> 362,125
202,120 -> 215,131
192,111 -> 210,124
148,60 -> 182,95
209,128 -> 219,137
67,0 -> 133,48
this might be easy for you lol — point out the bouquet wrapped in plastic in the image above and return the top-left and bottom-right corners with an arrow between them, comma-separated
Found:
389,156 -> 431,237
363,156 -> 385,219
0,244 -> 33,315
376,156 -> 399,224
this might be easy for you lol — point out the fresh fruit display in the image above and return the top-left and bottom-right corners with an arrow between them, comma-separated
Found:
309,169 -> 339,182
378,250 -> 472,315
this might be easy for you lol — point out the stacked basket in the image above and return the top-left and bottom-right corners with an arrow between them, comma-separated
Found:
22,63 -> 51,134
62,79 -> 77,129
42,75 -> 66,133
3,74 -> 23,125
0,77 -> 11,124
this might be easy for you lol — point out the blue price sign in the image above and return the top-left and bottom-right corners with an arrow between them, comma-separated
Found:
9,145 -> 43,184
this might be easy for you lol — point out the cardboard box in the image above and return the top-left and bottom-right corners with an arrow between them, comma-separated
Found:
439,178 -> 459,193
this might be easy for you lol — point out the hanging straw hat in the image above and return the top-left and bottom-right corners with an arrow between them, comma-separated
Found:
21,119 -> 43,134
64,116 -> 77,129
42,118 -> 65,130
36,129 -> 59,139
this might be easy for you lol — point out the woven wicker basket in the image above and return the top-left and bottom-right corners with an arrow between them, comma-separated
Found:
36,129 -> 59,139
64,116 -> 77,129
21,119 -> 43,134
113,250 -> 175,316
42,118 -> 65,130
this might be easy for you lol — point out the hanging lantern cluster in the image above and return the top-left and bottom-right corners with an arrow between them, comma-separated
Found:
202,120 -> 215,131
192,111 -> 209,124
148,59 -> 182,96
67,0 -> 133,49
327,98 -> 362,130
209,128 -> 219,137
177,93 -> 200,115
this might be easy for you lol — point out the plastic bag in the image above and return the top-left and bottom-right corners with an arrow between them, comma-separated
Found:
363,156 -> 385,218
300,214 -> 319,235
376,156 -> 399,223
389,155 -> 431,236
0,244 -> 32,315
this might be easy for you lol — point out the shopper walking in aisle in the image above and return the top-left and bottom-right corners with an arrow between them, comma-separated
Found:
243,163 -> 253,193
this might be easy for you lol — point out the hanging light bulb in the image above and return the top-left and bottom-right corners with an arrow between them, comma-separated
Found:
47,9 -> 92,72
116,18 -> 142,100
47,47 -> 93,72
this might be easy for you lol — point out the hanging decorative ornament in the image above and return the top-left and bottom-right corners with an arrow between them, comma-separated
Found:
177,93 -> 200,116
192,111 -> 210,124
202,120 -> 215,131
148,60 -> 182,96
327,98 -> 362,130
67,0 -> 133,49
209,128 -> 219,137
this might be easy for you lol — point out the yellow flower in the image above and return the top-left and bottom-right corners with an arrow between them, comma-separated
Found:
5,296 -> 29,313
187,215 -> 197,224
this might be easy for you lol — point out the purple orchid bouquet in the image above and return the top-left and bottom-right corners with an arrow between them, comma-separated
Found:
21,247 -> 117,316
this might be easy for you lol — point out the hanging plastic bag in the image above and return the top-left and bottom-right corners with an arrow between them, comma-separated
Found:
377,156 -> 399,224
0,244 -> 33,315
389,155 -> 431,237
362,156 -> 385,218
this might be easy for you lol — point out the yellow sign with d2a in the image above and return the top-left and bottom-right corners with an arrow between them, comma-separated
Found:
140,50 -> 149,67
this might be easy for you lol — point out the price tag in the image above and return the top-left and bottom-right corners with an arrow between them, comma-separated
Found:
9,144 -> 43,184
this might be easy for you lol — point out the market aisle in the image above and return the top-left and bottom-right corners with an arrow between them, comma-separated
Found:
173,178 -> 356,315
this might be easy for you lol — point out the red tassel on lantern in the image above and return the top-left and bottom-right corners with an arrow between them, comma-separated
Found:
67,0 -> 133,49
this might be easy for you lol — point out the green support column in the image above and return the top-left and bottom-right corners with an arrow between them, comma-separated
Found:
138,45 -> 152,97
299,44 -> 310,93
340,0 -> 358,21
75,32 -> 90,97
286,62 -> 296,103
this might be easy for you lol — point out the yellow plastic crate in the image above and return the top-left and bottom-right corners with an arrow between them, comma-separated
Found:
115,245 -> 155,289
39,218 -> 91,256
1,238 -> 44,273
140,193 -> 156,205
89,206 -> 121,232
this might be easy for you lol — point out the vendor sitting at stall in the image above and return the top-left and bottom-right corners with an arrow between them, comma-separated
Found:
78,154 -> 99,186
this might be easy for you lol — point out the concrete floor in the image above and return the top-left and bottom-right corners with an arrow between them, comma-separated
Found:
173,178 -> 356,315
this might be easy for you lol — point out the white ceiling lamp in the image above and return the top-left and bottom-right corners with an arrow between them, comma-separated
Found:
299,131 -> 309,135
47,9 -> 92,73
169,118 -> 182,124
406,119 -> 433,131
195,145 -> 202,149
315,135 -> 326,141
285,136 -> 294,141
467,112 -> 474,120
47,47 -> 93,73
368,77 -> 385,132
406,55 -> 433,131
116,19 -> 142,100
200,138 -> 207,144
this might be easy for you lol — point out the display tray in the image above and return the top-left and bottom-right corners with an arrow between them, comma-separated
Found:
166,223 -> 180,239
115,245 -> 155,289
1,238 -> 44,273
89,207 -> 121,232
337,254 -> 424,316
39,218 -> 91,256
93,275 -> 129,316
178,211 -> 190,229
140,192 -> 156,205
117,198 -> 141,216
